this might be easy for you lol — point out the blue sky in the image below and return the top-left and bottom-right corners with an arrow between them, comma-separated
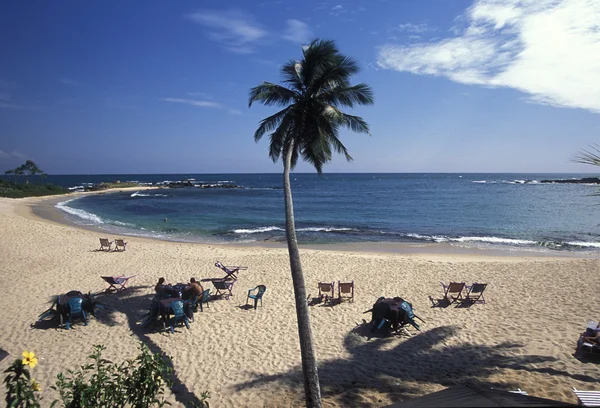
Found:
1,0 -> 599,174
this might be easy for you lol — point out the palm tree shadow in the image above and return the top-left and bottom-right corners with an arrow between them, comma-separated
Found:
31,290 -> 126,330
234,324 -> 599,407
93,286 -> 206,407
0,348 -> 8,363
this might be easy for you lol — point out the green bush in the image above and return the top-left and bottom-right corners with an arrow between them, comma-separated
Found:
5,345 -> 210,407
3,350 -> 42,408
0,180 -> 68,198
50,343 -> 178,408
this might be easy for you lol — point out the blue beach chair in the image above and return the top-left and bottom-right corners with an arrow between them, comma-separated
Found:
163,300 -> 190,334
65,297 -> 88,330
246,285 -> 266,309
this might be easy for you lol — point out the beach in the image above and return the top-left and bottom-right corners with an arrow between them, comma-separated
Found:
0,191 -> 599,407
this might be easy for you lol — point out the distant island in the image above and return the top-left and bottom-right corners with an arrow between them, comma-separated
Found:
74,179 -> 242,192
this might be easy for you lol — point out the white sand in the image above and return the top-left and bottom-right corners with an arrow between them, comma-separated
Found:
0,192 -> 599,407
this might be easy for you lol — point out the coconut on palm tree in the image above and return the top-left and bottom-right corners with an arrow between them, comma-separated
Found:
248,39 -> 374,408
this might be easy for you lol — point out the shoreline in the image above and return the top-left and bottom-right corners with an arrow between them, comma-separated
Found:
15,189 -> 595,259
1,188 -> 598,406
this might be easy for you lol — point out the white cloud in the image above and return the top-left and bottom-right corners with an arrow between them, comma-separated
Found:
330,4 -> 346,16
0,150 -> 10,159
162,97 -> 241,115
11,151 -> 27,159
282,19 -> 313,43
377,0 -> 600,113
186,9 -> 267,53
394,23 -> 432,33
162,98 -> 222,108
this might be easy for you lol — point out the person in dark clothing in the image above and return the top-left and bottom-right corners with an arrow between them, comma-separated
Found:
155,277 -> 166,293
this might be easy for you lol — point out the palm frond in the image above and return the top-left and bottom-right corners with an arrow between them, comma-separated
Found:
253,106 -> 292,142
281,60 -> 305,92
310,55 -> 360,94
326,133 -> 353,162
342,113 -> 370,134
573,144 -> 600,166
301,40 -> 341,90
268,110 -> 298,162
319,83 -> 374,108
248,82 -> 298,107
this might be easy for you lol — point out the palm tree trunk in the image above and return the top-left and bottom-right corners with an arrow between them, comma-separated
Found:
283,140 -> 322,408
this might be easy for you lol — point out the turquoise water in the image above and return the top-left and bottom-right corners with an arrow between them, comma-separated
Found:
44,173 -> 600,253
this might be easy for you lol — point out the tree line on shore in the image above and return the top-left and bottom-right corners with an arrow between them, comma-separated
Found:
1,160 -> 67,198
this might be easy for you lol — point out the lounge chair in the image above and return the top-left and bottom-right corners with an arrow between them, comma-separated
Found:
101,275 -> 135,292
572,387 -> 600,406
464,282 -> 487,304
214,261 -> 247,280
246,285 -> 266,309
440,281 -> 466,304
212,279 -> 235,300
99,238 -> 113,251
114,239 -> 127,251
509,388 -> 528,395
338,281 -> 354,302
318,281 -> 335,305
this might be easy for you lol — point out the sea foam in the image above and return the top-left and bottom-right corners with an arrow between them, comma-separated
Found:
56,199 -> 104,224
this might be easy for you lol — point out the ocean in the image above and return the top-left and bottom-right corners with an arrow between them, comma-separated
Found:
33,173 -> 600,253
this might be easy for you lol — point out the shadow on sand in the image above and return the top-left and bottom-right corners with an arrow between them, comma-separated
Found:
233,323 -> 600,407
32,285 -> 207,407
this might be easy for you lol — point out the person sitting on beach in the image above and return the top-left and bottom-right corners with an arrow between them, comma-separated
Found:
155,277 -> 167,293
183,278 -> 203,301
583,321 -> 600,344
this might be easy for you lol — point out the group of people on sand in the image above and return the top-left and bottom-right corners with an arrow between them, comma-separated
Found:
154,277 -> 204,310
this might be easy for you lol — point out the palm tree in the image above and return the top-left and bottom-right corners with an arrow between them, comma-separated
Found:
574,144 -> 600,167
4,169 -> 14,183
248,39 -> 373,407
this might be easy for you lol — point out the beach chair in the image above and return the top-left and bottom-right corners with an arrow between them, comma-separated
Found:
215,260 -> 247,280
572,387 -> 600,406
212,279 -> 235,300
163,299 -> 190,334
318,281 -> 335,305
338,281 -> 354,302
101,275 -> 135,292
198,289 -> 211,312
114,239 -> 127,251
246,285 -> 266,309
99,238 -> 113,251
509,388 -> 528,395
65,297 -> 88,330
440,281 -> 466,304
464,282 -> 487,304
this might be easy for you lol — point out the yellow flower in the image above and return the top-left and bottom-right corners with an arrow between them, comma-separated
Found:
21,351 -> 38,369
31,379 -> 42,392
